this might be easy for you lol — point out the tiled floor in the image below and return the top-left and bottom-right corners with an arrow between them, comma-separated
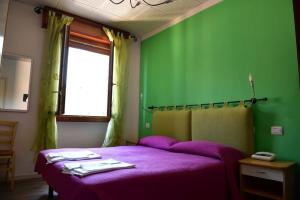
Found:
0,178 -> 58,200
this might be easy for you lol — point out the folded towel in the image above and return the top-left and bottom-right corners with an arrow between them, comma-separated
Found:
63,159 -> 135,177
46,150 -> 101,164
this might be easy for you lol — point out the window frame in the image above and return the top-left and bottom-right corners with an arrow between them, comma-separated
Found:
56,25 -> 114,122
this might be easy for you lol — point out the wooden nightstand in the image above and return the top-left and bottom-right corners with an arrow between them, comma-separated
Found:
239,158 -> 296,200
125,140 -> 137,146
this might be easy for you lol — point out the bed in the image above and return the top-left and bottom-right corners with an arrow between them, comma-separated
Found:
35,105 -> 253,200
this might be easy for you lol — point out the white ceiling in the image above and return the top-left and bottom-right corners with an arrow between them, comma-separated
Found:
15,0 -> 220,38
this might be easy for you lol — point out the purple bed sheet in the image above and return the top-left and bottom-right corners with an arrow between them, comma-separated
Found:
35,145 -> 241,200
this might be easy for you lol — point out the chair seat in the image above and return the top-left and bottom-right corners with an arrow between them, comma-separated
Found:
0,150 -> 13,157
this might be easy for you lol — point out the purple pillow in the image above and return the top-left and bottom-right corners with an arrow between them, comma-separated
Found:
169,140 -> 244,160
138,136 -> 178,150
170,140 -> 244,200
170,140 -> 245,200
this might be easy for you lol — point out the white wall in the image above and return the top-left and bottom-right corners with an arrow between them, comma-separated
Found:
0,0 -> 140,179
123,39 -> 140,143
0,0 -> 10,65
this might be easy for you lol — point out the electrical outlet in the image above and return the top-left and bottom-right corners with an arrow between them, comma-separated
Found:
271,126 -> 283,135
145,122 -> 150,129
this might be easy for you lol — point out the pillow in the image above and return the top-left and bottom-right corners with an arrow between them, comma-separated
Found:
138,136 -> 178,150
169,140 -> 244,160
170,140 -> 244,200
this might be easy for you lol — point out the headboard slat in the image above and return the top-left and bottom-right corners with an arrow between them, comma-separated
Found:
152,110 -> 191,141
191,106 -> 253,154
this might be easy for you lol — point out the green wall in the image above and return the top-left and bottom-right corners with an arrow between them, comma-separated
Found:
140,0 -> 300,195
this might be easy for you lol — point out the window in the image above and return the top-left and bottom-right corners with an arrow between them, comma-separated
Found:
65,47 -> 109,116
57,20 -> 113,122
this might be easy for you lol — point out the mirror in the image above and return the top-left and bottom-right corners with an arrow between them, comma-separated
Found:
0,0 -> 10,65
0,54 -> 32,112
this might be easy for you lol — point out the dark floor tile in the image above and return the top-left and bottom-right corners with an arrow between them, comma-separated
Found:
0,178 -> 58,200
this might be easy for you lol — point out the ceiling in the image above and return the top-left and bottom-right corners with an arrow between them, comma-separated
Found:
15,0 -> 219,38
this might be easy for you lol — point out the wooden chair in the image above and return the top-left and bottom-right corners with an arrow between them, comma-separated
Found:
0,120 -> 18,190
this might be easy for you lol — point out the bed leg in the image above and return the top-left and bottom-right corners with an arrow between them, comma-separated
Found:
48,186 -> 54,199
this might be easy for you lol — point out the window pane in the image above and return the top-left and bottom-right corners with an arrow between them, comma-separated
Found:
65,47 -> 110,116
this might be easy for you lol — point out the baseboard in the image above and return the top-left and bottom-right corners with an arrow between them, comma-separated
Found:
14,173 -> 41,181
0,173 -> 41,184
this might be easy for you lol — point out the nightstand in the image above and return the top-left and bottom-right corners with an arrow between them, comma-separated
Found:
239,158 -> 296,200
125,140 -> 137,146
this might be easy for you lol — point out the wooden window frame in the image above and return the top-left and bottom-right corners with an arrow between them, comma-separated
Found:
56,26 -> 114,122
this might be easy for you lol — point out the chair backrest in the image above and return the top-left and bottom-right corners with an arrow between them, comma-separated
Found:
0,121 -> 18,151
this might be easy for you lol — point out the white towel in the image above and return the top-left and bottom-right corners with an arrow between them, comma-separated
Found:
46,150 -> 101,164
63,159 -> 135,177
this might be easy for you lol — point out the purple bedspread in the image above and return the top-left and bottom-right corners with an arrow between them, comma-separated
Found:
35,144 -> 241,200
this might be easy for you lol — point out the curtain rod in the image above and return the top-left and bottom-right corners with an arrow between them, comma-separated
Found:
147,97 -> 268,110
34,6 -> 137,41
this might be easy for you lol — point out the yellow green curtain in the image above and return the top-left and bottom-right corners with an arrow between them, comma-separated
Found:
32,11 -> 73,154
102,28 -> 131,147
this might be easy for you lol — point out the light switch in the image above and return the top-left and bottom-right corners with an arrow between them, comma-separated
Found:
271,126 -> 283,135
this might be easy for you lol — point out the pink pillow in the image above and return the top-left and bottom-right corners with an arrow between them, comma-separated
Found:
169,140 -> 244,159
170,140 -> 244,200
138,136 -> 178,150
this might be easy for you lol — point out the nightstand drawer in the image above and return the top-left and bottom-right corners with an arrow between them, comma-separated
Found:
241,164 -> 283,182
